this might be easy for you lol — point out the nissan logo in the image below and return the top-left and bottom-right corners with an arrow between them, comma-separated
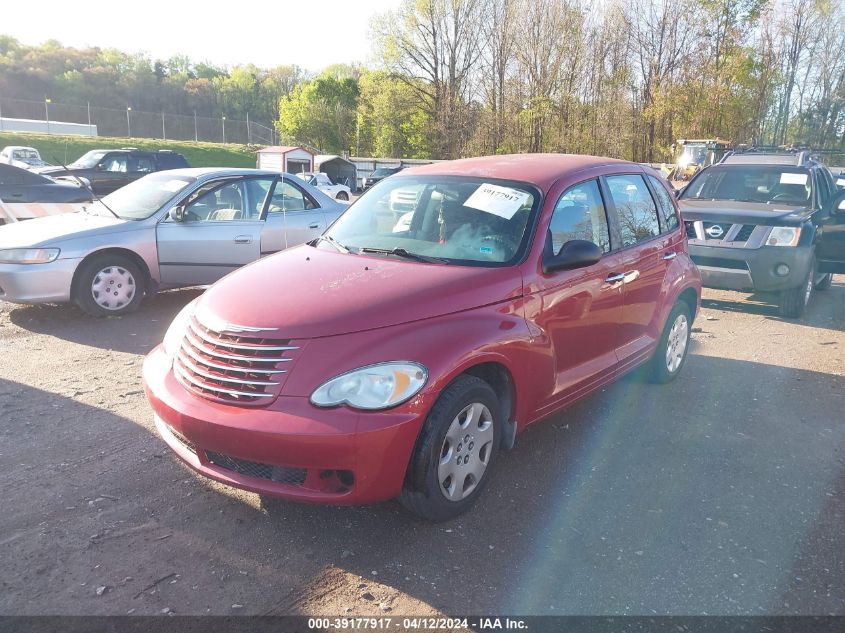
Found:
706,224 -> 725,238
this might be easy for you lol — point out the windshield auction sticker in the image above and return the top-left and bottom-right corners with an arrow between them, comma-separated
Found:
463,183 -> 530,220
780,173 -> 808,185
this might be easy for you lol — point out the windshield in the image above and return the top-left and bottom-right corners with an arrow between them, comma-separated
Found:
92,173 -> 195,220
70,150 -> 108,169
323,176 -> 539,266
681,165 -> 813,207
678,146 -> 708,167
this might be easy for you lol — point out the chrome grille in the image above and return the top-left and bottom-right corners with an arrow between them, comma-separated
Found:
734,224 -> 755,242
174,316 -> 298,404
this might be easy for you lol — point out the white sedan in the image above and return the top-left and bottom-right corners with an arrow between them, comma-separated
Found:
296,172 -> 351,202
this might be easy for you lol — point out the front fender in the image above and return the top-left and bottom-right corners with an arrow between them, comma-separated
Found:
280,299 -> 547,427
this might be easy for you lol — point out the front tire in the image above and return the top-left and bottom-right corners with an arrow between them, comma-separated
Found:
336,191 -> 349,201
778,259 -> 815,318
649,302 -> 692,384
400,375 -> 501,522
73,255 -> 145,317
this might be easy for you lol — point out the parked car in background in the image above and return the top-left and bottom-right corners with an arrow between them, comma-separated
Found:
36,148 -> 190,195
0,146 -> 50,169
295,172 -> 351,201
0,163 -> 92,205
361,165 -> 403,190
678,150 -> 845,317
144,154 -> 701,521
0,168 -> 346,315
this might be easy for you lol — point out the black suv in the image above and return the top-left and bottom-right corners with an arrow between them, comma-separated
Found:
361,165 -> 403,190
37,148 -> 190,195
677,150 -> 845,317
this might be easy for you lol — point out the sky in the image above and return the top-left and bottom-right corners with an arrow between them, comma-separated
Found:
5,0 -> 401,72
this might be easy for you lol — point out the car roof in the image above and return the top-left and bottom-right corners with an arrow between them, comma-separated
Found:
157,167 -> 284,179
2,146 -> 38,152
401,153 -> 628,189
721,153 -> 809,166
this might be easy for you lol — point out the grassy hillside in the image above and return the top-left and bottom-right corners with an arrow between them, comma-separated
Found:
0,132 -> 260,168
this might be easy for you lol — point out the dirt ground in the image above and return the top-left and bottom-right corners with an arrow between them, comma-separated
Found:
0,280 -> 843,616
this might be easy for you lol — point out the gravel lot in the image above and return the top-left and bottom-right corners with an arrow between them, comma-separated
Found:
0,279 -> 843,616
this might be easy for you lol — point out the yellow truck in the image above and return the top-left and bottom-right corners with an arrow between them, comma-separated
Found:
668,139 -> 731,181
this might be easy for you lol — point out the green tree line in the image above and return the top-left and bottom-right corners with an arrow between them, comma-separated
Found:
0,35 -> 302,125
3,0 -> 844,162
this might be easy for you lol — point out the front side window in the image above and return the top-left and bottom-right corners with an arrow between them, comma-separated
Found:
606,174 -> 661,247
647,175 -> 680,232
324,176 -> 539,266
549,179 -> 611,254
682,165 -> 813,207
102,155 -> 128,173
183,180 -> 254,222
0,164 -> 24,185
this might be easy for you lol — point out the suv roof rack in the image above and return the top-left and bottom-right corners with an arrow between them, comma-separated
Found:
718,145 -> 828,167
120,147 -> 139,151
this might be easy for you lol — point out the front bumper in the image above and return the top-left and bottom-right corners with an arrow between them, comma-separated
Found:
142,345 -> 434,505
0,257 -> 81,304
688,243 -> 813,292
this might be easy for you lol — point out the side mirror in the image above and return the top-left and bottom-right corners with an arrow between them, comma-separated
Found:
543,237 -> 603,274
95,163 -> 106,171
168,206 -> 186,222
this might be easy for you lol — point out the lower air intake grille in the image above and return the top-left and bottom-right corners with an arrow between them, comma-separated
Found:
205,451 -> 306,486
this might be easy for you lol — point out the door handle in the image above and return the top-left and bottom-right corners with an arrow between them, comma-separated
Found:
234,235 -> 252,244
308,223 -> 320,229
662,252 -> 677,261
10,192 -> 23,198
605,273 -> 625,283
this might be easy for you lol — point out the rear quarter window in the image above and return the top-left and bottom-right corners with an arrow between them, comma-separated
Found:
647,175 -> 680,232
155,153 -> 189,170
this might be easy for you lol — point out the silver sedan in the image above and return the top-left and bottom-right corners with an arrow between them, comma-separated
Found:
0,168 -> 348,316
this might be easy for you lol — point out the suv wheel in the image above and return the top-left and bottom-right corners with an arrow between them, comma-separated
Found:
649,302 -> 692,384
400,375 -> 500,522
73,255 -> 145,317
815,272 -> 832,290
778,258 -> 815,318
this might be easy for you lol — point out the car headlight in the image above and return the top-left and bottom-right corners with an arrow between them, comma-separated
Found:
767,227 -> 801,247
0,248 -> 60,264
310,362 -> 428,410
162,300 -> 197,357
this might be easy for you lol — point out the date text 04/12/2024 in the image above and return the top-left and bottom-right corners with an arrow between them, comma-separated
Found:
306,618 -> 528,630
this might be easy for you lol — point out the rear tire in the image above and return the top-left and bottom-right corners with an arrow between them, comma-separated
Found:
649,302 -> 692,384
778,259 -> 815,318
336,191 -> 349,201
400,375 -> 500,522
73,255 -> 145,317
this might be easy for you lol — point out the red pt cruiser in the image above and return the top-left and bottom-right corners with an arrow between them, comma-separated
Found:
143,154 -> 701,521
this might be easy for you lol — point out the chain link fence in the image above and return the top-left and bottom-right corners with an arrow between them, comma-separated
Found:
0,97 -> 276,145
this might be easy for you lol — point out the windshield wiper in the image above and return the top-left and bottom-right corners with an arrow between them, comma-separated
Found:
358,247 -> 447,264
52,157 -> 121,219
311,234 -> 350,254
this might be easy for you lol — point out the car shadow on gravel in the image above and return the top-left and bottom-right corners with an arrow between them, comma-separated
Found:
5,288 -> 203,354
256,355 -> 845,616
700,276 -> 845,331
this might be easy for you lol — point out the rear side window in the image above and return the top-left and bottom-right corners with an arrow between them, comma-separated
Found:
606,174 -> 661,247
549,179 -> 611,253
647,175 -> 679,232
156,153 -> 189,169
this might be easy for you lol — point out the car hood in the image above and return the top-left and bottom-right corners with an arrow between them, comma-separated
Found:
0,212 -> 129,249
678,199 -> 813,226
195,246 -> 524,339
